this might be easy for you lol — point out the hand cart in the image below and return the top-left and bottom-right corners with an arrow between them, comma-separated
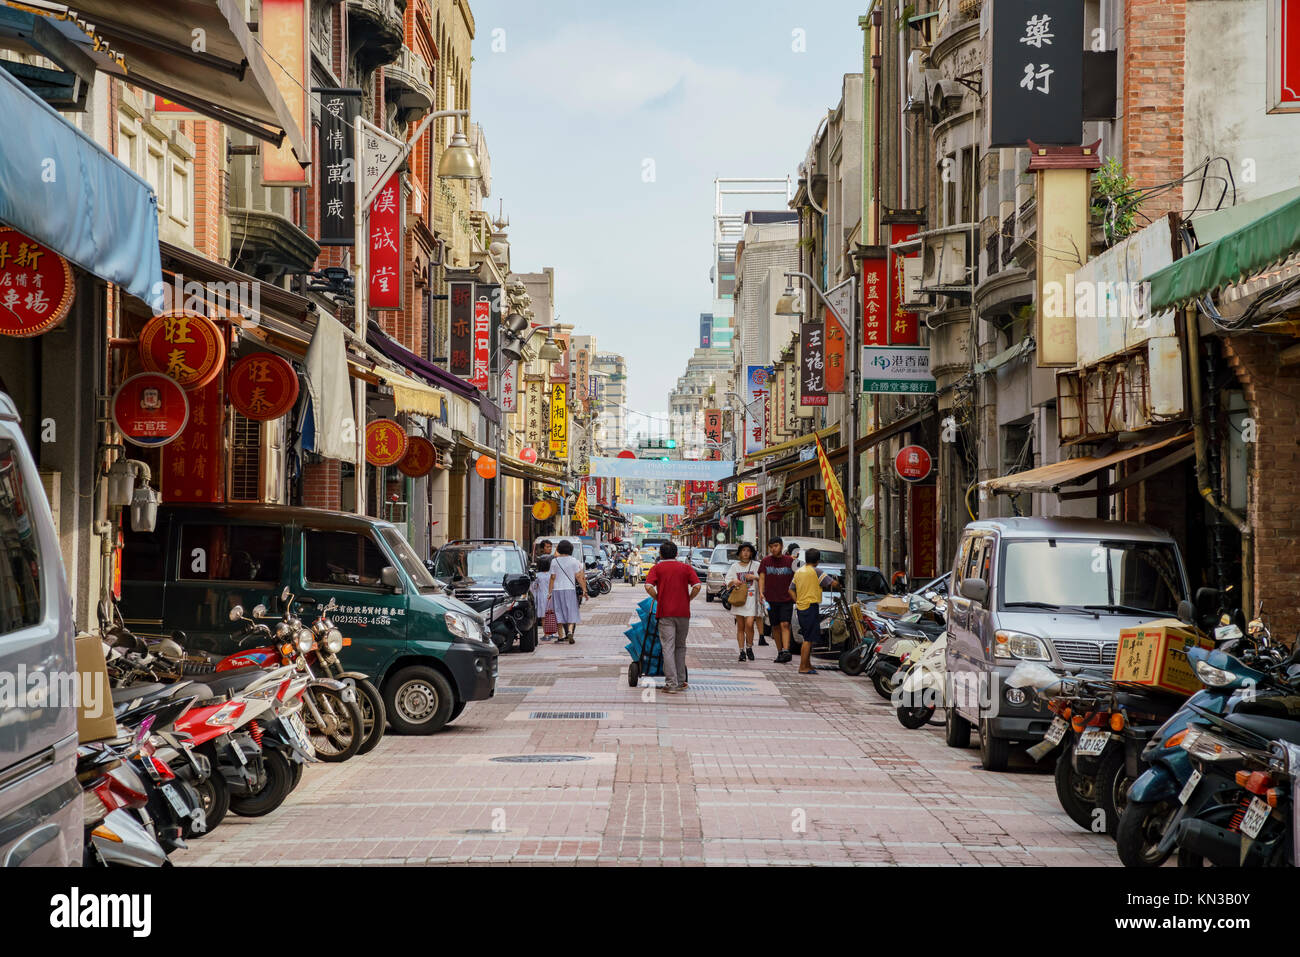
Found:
625,600 -> 687,688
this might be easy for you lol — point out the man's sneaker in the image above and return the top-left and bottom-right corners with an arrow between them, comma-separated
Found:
738,651 -> 747,663
745,648 -> 755,661
662,685 -> 680,695
757,636 -> 768,646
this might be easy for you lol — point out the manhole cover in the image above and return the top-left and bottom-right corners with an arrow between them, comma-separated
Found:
490,754 -> 593,764
527,711 -> 608,720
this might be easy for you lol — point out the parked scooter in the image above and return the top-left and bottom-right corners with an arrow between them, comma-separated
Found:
458,574 -> 537,654
301,597 -> 387,754
894,633 -> 948,729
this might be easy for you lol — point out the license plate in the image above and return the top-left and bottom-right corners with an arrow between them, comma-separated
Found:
1215,624 -> 1243,641
160,783 -> 189,818
288,712 -> 315,758
1240,796 -> 1271,839
1044,717 -> 1068,746
1179,768 -> 1203,805
1077,728 -> 1111,756
228,738 -> 247,765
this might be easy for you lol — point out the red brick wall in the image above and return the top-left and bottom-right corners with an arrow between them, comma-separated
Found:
1222,335 -> 1300,641
191,121 -> 224,261
302,459 -> 343,511
1122,0 -> 1186,220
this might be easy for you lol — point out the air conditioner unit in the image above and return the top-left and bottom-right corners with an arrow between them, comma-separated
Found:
901,257 -> 929,309
929,78 -> 966,122
921,232 -> 969,290
904,50 -> 939,114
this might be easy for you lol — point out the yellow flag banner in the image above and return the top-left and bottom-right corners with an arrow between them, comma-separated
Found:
575,486 -> 589,527
814,433 -> 848,537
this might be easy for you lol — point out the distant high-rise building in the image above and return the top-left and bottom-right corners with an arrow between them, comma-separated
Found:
592,352 -> 628,454
713,178 -> 793,352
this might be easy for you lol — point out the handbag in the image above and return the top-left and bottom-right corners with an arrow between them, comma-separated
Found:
726,565 -> 752,607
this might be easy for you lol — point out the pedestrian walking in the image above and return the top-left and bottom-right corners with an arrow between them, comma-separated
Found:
758,536 -> 796,663
643,542 -> 700,694
724,542 -> 761,662
532,538 -> 553,566
548,540 -> 586,643
532,555 -> 559,641
791,548 -> 839,675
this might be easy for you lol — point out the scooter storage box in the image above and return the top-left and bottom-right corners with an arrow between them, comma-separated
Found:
1112,619 -> 1214,696
74,632 -> 118,743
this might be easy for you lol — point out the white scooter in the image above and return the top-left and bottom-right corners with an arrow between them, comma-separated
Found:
894,632 -> 947,729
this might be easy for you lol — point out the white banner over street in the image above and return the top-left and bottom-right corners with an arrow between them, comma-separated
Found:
589,457 -> 735,481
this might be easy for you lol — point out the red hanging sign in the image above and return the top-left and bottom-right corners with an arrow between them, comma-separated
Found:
894,445 -> 933,482
112,373 -> 190,447
888,224 -> 921,345
0,228 -> 75,337
228,352 -> 299,421
862,254 -> 888,347
471,297 -> 491,391
162,371 -> 225,503
369,174 -> 403,310
397,436 -> 437,477
519,446 -> 538,464
365,419 -> 408,466
139,311 -> 226,390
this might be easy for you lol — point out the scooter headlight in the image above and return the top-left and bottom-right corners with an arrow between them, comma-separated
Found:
324,628 -> 344,654
1194,659 -> 1236,687
296,629 -> 315,654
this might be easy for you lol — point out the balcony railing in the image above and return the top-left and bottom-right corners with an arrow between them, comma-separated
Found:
385,47 -> 435,121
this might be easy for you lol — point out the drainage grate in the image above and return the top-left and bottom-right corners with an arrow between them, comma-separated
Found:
496,686 -> 535,693
527,711 -> 608,720
490,754 -> 593,764
679,683 -> 752,693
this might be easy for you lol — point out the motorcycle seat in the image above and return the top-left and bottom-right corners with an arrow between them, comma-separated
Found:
111,682 -> 167,704
1225,712 -> 1300,746
200,666 -> 267,697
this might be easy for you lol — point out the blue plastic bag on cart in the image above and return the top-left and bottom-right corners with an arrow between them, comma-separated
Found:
624,599 -> 665,676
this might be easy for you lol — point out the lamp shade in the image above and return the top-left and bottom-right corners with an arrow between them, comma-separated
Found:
775,286 -> 802,317
438,127 -> 482,180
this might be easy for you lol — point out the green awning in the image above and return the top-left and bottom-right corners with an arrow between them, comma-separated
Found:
1146,193 -> 1300,314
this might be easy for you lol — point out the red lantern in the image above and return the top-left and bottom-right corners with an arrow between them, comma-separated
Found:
228,352 -> 299,420
365,419 -> 408,467
112,372 -> 190,448
475,454 -> 498,480
0,228 -> 75,337
138,310 -> 226,390
398,437 -> 437,478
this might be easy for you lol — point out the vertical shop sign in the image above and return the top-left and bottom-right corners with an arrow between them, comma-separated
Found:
800,322 -> 827,406
524,376 -> 544,450
472,293 -> 491,391
989,0 -> 1084,147
501,359 -> 518,413
549,383 -> 568,456
703,409 -> 723,460
862,254 -> 888,346
318,89 -> 361,245
162,371 -> 225,503
909,483 -> 938,579
449,281 -> 473,379
260,0 -> 310,186
369,174 -> 403,310
888,224 -> 921,345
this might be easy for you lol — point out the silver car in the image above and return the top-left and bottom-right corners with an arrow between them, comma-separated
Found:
705,544 -> 739,601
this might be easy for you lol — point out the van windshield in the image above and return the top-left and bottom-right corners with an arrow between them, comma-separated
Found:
1001,539 -> 1183,616
379,528 -> 442,592
434,545 -> 526,581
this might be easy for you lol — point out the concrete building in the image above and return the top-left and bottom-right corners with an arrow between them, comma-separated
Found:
668,347 -> 734,459
592,352 -> 628,454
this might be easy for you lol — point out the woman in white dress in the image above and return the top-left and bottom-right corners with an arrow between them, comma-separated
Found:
725,542 -> 761,663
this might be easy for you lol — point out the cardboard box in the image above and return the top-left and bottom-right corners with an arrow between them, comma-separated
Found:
1112,619 -> 1215,696
74,633 -> 118,743
875,596 -> 909,618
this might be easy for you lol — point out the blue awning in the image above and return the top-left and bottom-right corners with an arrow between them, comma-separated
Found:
0,67 -> 162,309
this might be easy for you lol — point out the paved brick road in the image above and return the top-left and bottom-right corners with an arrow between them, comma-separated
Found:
176,585 -> 1121,866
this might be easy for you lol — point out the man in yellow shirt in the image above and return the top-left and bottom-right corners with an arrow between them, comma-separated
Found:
791,548 -> 838,675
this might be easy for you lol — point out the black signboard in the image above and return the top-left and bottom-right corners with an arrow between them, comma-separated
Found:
449,281 -> 474,378
989,0 -> 1083,148
316,88 -> 362,246
800,321 -> 828,407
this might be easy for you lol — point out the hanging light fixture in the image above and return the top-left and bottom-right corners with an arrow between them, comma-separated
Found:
437,120 -> 482,180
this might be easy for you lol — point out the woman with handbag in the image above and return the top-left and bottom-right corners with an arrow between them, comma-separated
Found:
548,540 -> 586,644
724,542 -> 761,662
532,556 -> 559,641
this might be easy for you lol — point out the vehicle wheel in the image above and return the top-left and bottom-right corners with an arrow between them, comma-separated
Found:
492,627 -> 513,654
447,700 -> 466,723
838,643 -> 868,676
978,718 -> 1010,772
897,705 -> 935,729
945,704 -> 971,748
706,592 -> 713,602
628,662 -> 641,687
230,748 -> 294,817
354,679 -> 387,756
871,672 -> 897,700
1094,744 -> 1130,837
1115,798 -> 1179,867
519,624 -> 538,653
289,761 -> 304,791
306,687 -> 364,761
384,666 -> 455,734
188,773 -> 228,837
1054,743 -> 1099,831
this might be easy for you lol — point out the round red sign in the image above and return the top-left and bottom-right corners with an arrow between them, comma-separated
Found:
519,446 -> 538,465
112,373 -> 190,447
895,445 -> 933,482
397,437 -> 437,478
0,228 -> 75,337
617,449 -> 637,460
365,419 -> 408,467
228,352 -> 299,421
138,310 -> 226,390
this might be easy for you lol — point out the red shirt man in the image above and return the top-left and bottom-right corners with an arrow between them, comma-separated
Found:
644,543 -> 701,694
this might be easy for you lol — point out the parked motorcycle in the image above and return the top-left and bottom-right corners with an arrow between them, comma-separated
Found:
458,573 -> 537,654
894,633 -> 947,729
301,597 -> 387,754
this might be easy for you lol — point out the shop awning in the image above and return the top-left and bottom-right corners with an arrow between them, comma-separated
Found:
743,423 -> 840,467
981,432 -> 1193,495
367,321 -> 481,402
20,0 -> 309,163
0,66 -> 161,306
777,407 -> 929,486
455,432 -> 566,486
1147,192 -> 1300,314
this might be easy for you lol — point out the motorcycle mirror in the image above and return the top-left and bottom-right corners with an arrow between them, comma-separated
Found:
281,586 -> 291,602
1176,599 -> 1196,626
252,604 -> 268,618
228,605 -> 244,622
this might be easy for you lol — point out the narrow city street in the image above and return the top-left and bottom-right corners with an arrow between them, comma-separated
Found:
176,586 -> 1117,867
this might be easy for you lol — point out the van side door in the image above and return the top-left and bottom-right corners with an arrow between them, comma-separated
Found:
296,527 -> 407,682
945,534 -> 979,716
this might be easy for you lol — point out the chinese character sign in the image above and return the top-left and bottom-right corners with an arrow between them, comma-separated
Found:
745,365 -> 773,456
524,376 -> 544,451
703,409 -> 723,460
472,297 -> 491,391
888,224 -> 921,346
501,359 -> 518,413
800,322 -> 828,407
369,174 -> 403,310
162,371 -> 225,503
862,255 -> 888,347
138,311 -> 226,391
549,383 -> 568,456
990,0 -> 1084,147
228,352 -> 299,421
318,90 -> 360,245
112,373 -> 190,448
0,229 -> 74,337
449,281 -> 473,379
574,349 -> 591,403
862,346 -> 938,395
260,0 -> 309,186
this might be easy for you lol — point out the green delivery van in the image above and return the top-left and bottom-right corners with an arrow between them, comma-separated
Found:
118,504 -> 498,734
